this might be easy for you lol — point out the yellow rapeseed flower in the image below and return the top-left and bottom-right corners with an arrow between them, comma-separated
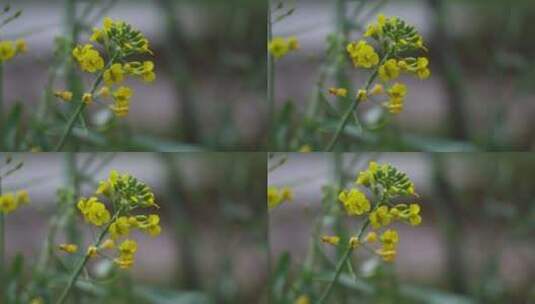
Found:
376,247 -> 396,262
87,246 -> 98,257
103,63 -> 125,85
54,91 -> 73,102
101,239 -> 115,250
294,295 -> 311,304
338,189 -> 371,216
82,93 -> 93,105
110,216 -> 131,239
380,229 -> 399,250
364,231 -> 377,243
268,37 -> 290,59
59,243 -> 78,254
72,44 -> 104,73
370,84 -> 384,96
357,89 -> 368,102
321,235 -> 340,246
378,59 -> 401,82
0,41 -> 16,61
349,236 -> 360,249
15,39 -> 27,54
110,86 -> 133,117
77,197 -> 111,226
369,206 -> 392,229
347,40 -> 379,68
328,87 -> 348,97
0,193 -> 18,214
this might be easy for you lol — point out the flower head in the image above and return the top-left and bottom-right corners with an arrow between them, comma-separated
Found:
347,40 -> 379,68
338,189 -> 371,216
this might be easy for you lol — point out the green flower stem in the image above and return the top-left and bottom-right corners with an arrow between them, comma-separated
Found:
54,55 -> 117,151
56,211 -> 119,304
325,52 -> 391,152
317,218 -> 370,304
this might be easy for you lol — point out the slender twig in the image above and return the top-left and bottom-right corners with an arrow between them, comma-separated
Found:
317,218 -> 370,304
54,55 -> 116,151
55,211 -> 119,304
325,50 -> 391,151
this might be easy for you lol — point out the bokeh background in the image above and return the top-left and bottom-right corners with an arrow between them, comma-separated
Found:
2,0 -> 266,151
269,153 -> 535,303
271,0 -> 535,151
1,152 -> 268,303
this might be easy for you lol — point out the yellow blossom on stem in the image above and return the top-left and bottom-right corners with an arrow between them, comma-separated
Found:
72,44 -> 104,73
329,87 -> 348,97
294,295 -> 311,304
268,186 -> 293,210
364,231 -> 377,243
369,206 -> 392,229
268,37 -> 290,59
347,40 -> 379,68
15,39 -> 27,54
54,91 -> 73,102
87,246 -> 98,258
370,84 -> 384,96
357,89 -> 368,102
0,41 -> 16,61
321,235 -> 340,247
379,59 -> 401,82
349,236 -> 360,249
103,63 -> 125,85
82,93 -> 93,105
338,189 -> 371,216
110,86 -> 133,117
380,229 -> 399,250
101,239 -> 115,250
59,244 -> 78,254
109,216 -> 131,239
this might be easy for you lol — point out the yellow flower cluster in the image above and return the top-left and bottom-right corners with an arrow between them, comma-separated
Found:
346,40 -> 379,68
268,36 -> 299,60
0,190 -> 30,214
77,197 -> 111,226
115,239 -> 137,269
344,14 -> 430,114
322,162 -> 421,262
268,186 -> 293,210
58,17 -> 155,118
0,39 -> 27,62
72,44 -> 104,73
338,189 -> 370,215
63,170 -> 160,269
328,87 -> 348,98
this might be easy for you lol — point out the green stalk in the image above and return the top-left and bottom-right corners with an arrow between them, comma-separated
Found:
317,219 -> 370,304
325,52 -> 390,151
55,211 -> 119,304
54,55 -> 116,151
